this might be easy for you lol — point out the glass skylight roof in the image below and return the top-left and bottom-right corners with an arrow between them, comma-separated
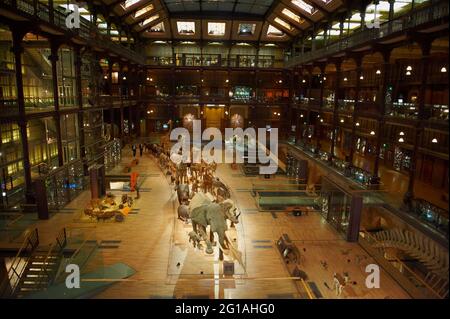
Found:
134,4 -> 154,18
238,23 -> 256,36
274,17 -> 293,31
208,22 -> 226,36
177,21 -> 196,35
122,0 -> 142,10
282,8 -> 303,24
150,22 -> 165,33
164,0 -> 274,16
267,24 -> 285,37
141,15 -> 160,27
291,0 -> 316,15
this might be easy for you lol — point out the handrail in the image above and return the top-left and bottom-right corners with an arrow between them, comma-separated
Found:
299,278 -> 315,299
0,228 -> 39,297
287,0 -> 449,67
360,229 -> 445,299
37,228 -> 67,289
1,0 -> 145,65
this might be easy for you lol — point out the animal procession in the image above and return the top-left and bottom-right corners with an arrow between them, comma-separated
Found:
147,139 -> 243,265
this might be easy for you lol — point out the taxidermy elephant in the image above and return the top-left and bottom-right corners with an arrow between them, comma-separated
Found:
190,198 -> 240,254
178,204 -> 190,222
175,184 -> 190,205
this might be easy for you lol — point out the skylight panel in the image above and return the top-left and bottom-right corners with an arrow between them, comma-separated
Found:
150,22 -> 165,33
267,25 -> 285,37
177,21 -> 195,35
291,0 -> 316,15
282,8 -> 303,23
122,0 -> 141,10
134,4 -> 154,18
141,14 -> 159,27
238,23 -> 256,36
207,22 -> 226,36
274,17 -> 293,31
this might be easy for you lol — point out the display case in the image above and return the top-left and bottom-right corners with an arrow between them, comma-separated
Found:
318,176 -> 363,241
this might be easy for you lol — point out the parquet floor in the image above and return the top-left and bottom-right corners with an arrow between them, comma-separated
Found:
30,148 -> 410,299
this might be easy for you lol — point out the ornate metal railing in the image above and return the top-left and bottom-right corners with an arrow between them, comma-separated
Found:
287,0 -> 449,67
1,0 -> 145,65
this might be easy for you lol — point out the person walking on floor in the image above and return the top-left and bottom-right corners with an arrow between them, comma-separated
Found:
132,144 -> 137,157
139,143 -> 144,157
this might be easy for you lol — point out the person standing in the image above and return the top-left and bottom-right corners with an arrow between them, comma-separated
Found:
132,144 -> 137,157
139,143 -> 143,157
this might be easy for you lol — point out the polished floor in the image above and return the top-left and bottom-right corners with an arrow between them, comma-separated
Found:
29,146 -> 410,299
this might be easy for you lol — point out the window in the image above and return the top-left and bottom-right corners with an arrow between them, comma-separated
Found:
291,0 -> 316,15
150,22 -> 165,33
274,17 -> 293,31
238,23 -> 256,36
141,14 -> 159,27
121,0 -> 141,10
282,8 -> 303,24
267,25 -> 284,37
177,21 -> 195,35
207,22 -> 226,36
134,4 -> 154,18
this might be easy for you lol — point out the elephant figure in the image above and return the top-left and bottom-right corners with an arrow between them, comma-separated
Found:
178,204 -> 190,222
212,177 -> 230,199
188,231 -> 202,249
175,183 -> 190,205
189,196 -> 240,254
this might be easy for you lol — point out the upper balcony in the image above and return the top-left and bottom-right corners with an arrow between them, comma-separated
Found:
0,0 -> 145,65
147,54 -> 285,69
286,0 -> 449,68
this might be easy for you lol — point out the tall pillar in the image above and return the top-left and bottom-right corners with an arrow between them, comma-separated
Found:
371,50 -> 392,184
348,56 -> 363,165
107,59 -> 114,139
403,41 -> 432,208
49,41 -> 64,167
329,59 -> 341,161
316,64 -> 325,152
12,29 -> 34,203
74,46 -> 87,175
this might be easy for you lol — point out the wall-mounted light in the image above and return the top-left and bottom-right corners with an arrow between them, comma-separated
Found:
340,119 -> 344,123
122,76 -> 127,80
406,71 -> 411,76
320,119 -> 324,123
344,77 -> 348,81
317,115 -> 320,118
104,75 -> 108,79
406,65 -> 412,71
355,122 -> 360,126
399,131 -> 405,136
225,110 -> 229,115
278,80 -> 283,84
300,114 -> 304,118
302,79 -> 306,83
370,131 -> 375,135
441,67 -> 447,73
432,138 -> 438,143
359,75 -> 364,80
323,76 -> 327,80
225,79 -> 229,83
277,112 -> 281,116
376,69 -> 381,75
398,137 -> 404,143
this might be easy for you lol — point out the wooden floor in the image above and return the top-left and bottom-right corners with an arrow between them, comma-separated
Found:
31,147 -> 410,299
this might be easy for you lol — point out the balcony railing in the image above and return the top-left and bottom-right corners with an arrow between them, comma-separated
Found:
1,0 -> 145,65
287,0 -> 449,67
147,54 -> 284,69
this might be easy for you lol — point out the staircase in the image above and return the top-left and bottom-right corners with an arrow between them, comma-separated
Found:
14,248 -> 62,298
0,228 -> 67,298
371,228 -> 449,298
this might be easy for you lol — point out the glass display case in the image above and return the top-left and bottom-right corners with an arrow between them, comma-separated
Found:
319,176 -> 362,241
